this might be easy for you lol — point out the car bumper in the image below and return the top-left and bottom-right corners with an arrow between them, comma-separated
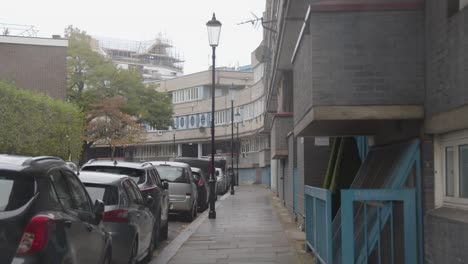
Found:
169,195 -> 192,212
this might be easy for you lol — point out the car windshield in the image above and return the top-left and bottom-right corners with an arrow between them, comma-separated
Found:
156,166 -> 189,183
0,171 -> 35,212
84,184 -> 118,206
81,166 -> 146,184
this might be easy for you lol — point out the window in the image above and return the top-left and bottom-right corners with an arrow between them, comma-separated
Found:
0,172 -> 34,212
122,180 -> 143,205
441,131 -> 468,206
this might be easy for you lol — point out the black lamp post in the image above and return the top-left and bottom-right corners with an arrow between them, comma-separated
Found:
230,85 -> 235,195
172,130 -> 176,159
235,110 -> 241,186
207,13 -> 221,219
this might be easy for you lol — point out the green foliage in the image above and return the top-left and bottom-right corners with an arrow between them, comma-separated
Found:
0,81 -> 84,160
65,26 -> 173,130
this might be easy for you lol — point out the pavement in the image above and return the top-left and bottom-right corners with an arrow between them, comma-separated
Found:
152,185 -> 305,264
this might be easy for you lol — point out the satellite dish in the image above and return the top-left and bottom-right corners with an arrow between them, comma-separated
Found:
254,45 -> 271,62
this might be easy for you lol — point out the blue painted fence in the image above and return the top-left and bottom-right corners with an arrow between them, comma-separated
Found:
305,186 -> 333,264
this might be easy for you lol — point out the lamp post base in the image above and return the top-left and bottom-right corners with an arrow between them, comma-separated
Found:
230,189 -> 235,195
208,210 -> 216,219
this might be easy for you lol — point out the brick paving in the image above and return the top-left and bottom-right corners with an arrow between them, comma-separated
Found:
168,185 -> 300,264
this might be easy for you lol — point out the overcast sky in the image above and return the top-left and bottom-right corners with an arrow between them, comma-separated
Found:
2,0 -> 265,74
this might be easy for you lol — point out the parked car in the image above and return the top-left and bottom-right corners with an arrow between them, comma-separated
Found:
150,161 -> 198,221
80,171 -> 156,264
215,167 -> 228,195
191,167 -> 209,212
80,160 -> 169,243
0,155 -> 111,264
174,157 -> 221,200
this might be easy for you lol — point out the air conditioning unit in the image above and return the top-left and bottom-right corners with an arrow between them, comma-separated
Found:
157,131 -> 163,136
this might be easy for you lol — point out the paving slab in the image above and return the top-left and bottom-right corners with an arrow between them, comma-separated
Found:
159,185 -> 301,264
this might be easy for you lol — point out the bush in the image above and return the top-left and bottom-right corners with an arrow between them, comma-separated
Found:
0,81 -> 84,160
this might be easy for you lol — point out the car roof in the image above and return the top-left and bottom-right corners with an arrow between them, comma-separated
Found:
82,159 -> 151,170
79,171 -> 128,185
0,154 -> 64,172
151,161 -> 191,168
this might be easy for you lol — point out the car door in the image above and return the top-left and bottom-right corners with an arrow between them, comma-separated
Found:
122,180 -> 153,257
60,169 -> 107,264
151,169 -> 167,223
186,169 -> 198,206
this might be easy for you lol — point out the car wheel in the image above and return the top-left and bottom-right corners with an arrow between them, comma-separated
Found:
160,220 -> 169,240
186,203 -> 195,222
128,239 -> 138,264
144,230 -> 155,263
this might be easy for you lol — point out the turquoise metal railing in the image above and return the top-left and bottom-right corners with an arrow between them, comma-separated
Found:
305,139 -> 422,263
341,189 -> 417,264
305,186 -> 333,264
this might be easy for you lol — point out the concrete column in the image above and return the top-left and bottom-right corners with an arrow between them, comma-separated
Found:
177,144 -> 183,157
271,159 -> 277,192
197,143 -> 203,158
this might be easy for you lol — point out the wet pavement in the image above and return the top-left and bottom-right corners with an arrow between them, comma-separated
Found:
154,185 -> 300,264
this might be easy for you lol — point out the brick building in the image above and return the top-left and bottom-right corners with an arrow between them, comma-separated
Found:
263,0 -> 468,263
0,35 -> 68,100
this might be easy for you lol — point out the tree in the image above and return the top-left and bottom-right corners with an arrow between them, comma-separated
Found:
85,97 -> 143,159
65,26 -> 173,162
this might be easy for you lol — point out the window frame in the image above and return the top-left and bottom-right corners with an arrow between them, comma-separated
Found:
441,133 -> 468,208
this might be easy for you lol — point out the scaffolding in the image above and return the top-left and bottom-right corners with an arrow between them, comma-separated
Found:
0,23 -> 38,37
95,33 -> 184,72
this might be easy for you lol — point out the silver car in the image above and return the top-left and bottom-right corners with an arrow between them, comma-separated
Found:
215,168 -> 228,195
151,161 -> 198,221
80,171 -> 156,264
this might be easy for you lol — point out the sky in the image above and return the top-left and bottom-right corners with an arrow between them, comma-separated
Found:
2,0 -> 265,74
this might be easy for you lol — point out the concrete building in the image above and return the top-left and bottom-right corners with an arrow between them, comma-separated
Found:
263,0 -> 468,263
0,32 -> 68,100
91,45 -> 271,184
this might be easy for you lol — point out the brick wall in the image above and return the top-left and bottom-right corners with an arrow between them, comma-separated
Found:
293,10 -> 424,126
0,43 -> 67,100
426,0 -> 468,117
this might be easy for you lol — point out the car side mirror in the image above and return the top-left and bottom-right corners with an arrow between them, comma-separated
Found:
145,195 -> 154,207
94,199 -> 105,224
163,181 -> 169,190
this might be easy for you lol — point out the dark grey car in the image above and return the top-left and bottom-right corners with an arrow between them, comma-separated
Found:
80,171 -> 155,264
0,155 -> 111,264
81,160 -> 170,243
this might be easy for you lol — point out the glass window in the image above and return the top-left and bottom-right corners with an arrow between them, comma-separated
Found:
84,184 -> 119,206
50,170 -> 74,209
81,166 -> 146,184
446,147 -> 455,197
459,145 -> 468,198
63,171 -> 92,213
122,180 -> 142,205
156,166 -> 189,183
0,172 -> 34,212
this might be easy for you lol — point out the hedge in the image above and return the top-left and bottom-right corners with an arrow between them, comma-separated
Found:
0,81 -> 84,160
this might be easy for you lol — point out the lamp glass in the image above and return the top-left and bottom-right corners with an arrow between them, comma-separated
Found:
206,13 -> 222,47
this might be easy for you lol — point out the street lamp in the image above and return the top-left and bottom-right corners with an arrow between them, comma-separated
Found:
230,84 -> 235,195
172,129 -> 176,159
207,13 -> 221,219
235,110 -> 241,187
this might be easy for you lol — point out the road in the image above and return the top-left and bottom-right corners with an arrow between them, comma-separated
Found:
152,214 -> 192,259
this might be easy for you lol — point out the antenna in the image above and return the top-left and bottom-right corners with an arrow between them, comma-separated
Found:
236,13 -> 277,33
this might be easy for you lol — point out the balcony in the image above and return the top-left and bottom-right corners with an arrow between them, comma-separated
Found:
283,1 -> 425,137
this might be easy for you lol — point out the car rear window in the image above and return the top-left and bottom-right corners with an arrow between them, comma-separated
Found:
156,166 -> 189,183
81,166 -> 146,184
0,172 -> 35,212
84,184 -> 118,206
